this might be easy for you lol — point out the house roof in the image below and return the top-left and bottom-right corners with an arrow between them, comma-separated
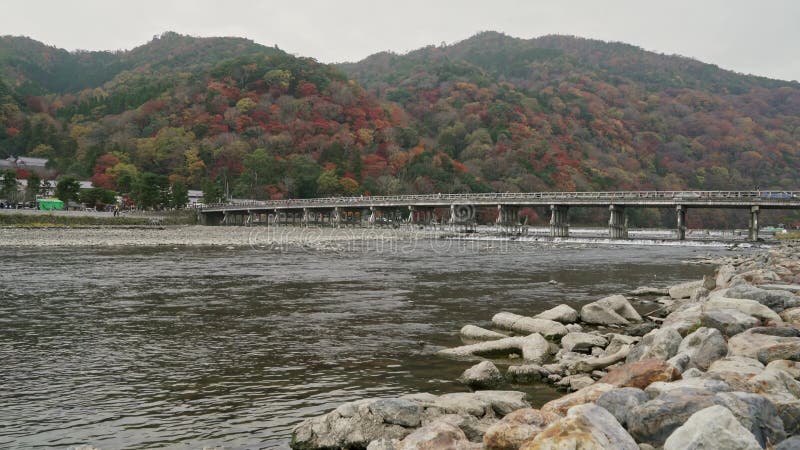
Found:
17,156 -> 49,166
1,156 -> 50,167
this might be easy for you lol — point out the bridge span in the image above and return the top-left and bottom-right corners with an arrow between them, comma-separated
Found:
198,190 -> 800,241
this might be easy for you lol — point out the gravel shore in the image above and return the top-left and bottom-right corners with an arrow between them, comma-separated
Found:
0,225 -> 760,250
0,225 -> 443,247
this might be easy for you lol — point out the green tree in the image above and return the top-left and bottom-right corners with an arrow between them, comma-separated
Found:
132,172 -> 168,209
201,179 -> 224,204
235,97 -> 257,113
25,172 -> 41,201
286,155 -> 321,198
135,128 -> 196,174
236,148 -> 284,198
55,176 -> 80,206
317,170 -> 341,196
1,170 -> 19,201
263,69 -> 292,92
108,162 -> 139,193
79,187 -> 117,209
169,181 -> 189,208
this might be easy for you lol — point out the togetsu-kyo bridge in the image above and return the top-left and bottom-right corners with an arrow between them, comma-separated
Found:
198,190 -> 800,241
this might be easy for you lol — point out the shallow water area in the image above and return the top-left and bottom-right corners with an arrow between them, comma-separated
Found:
0,235 -> 732,449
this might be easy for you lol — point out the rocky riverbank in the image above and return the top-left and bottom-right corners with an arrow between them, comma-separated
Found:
290,241 -> 800,449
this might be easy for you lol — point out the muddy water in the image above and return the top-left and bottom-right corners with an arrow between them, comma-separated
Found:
0,240 -> 727,449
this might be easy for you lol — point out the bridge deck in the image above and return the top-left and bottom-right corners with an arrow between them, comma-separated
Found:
200,191 -> 800,213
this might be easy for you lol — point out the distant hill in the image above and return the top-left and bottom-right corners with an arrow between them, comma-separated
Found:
0,31 -> 798,224
0,32 -> 279,95
343,32 -> 793,94
340,32 -> 800,194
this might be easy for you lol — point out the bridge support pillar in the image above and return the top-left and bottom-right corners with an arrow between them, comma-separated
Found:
302,208 -> 310,227
359,208 -> 368,226
549,205 -> 570,238
609,205 -> 628,239
368,207 -> 376,227
200,211 -> 224,226
407,206 -> 430,226
497,205 -> 519,233
333,207 -> 341,228
749,206 -> 760,241
676,205 -> 687,240
247,210 -> 254,227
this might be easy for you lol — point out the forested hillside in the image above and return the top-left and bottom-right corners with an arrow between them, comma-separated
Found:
1,31 -> 798,220
341,32 -> 800,194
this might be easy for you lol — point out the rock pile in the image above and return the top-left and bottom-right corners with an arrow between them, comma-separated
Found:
291,391 -> 528,449
291,241 -> 800,449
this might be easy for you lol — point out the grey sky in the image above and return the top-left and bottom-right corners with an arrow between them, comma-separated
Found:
2,0 -> 799,81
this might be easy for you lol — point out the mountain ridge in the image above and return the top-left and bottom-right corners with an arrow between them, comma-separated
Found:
342,31 -> 798,86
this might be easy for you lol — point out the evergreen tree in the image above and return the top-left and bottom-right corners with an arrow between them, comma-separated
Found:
25,172 -> 41,201
54,176 -> 80,206
1,170 -> 19,202
169,181 -> 189,208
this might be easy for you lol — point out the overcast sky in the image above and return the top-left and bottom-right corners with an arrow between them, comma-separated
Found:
2,0 -> 799,81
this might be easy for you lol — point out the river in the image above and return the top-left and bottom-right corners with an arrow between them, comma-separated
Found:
0,239 -> 729,449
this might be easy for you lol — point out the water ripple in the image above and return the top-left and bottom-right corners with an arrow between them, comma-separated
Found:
0,242 -> 725,448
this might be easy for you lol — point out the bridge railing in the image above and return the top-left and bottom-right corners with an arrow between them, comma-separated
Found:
201,191 -> 800,210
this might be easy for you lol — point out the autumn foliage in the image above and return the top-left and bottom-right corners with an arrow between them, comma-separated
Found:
0,31 -> 798,223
